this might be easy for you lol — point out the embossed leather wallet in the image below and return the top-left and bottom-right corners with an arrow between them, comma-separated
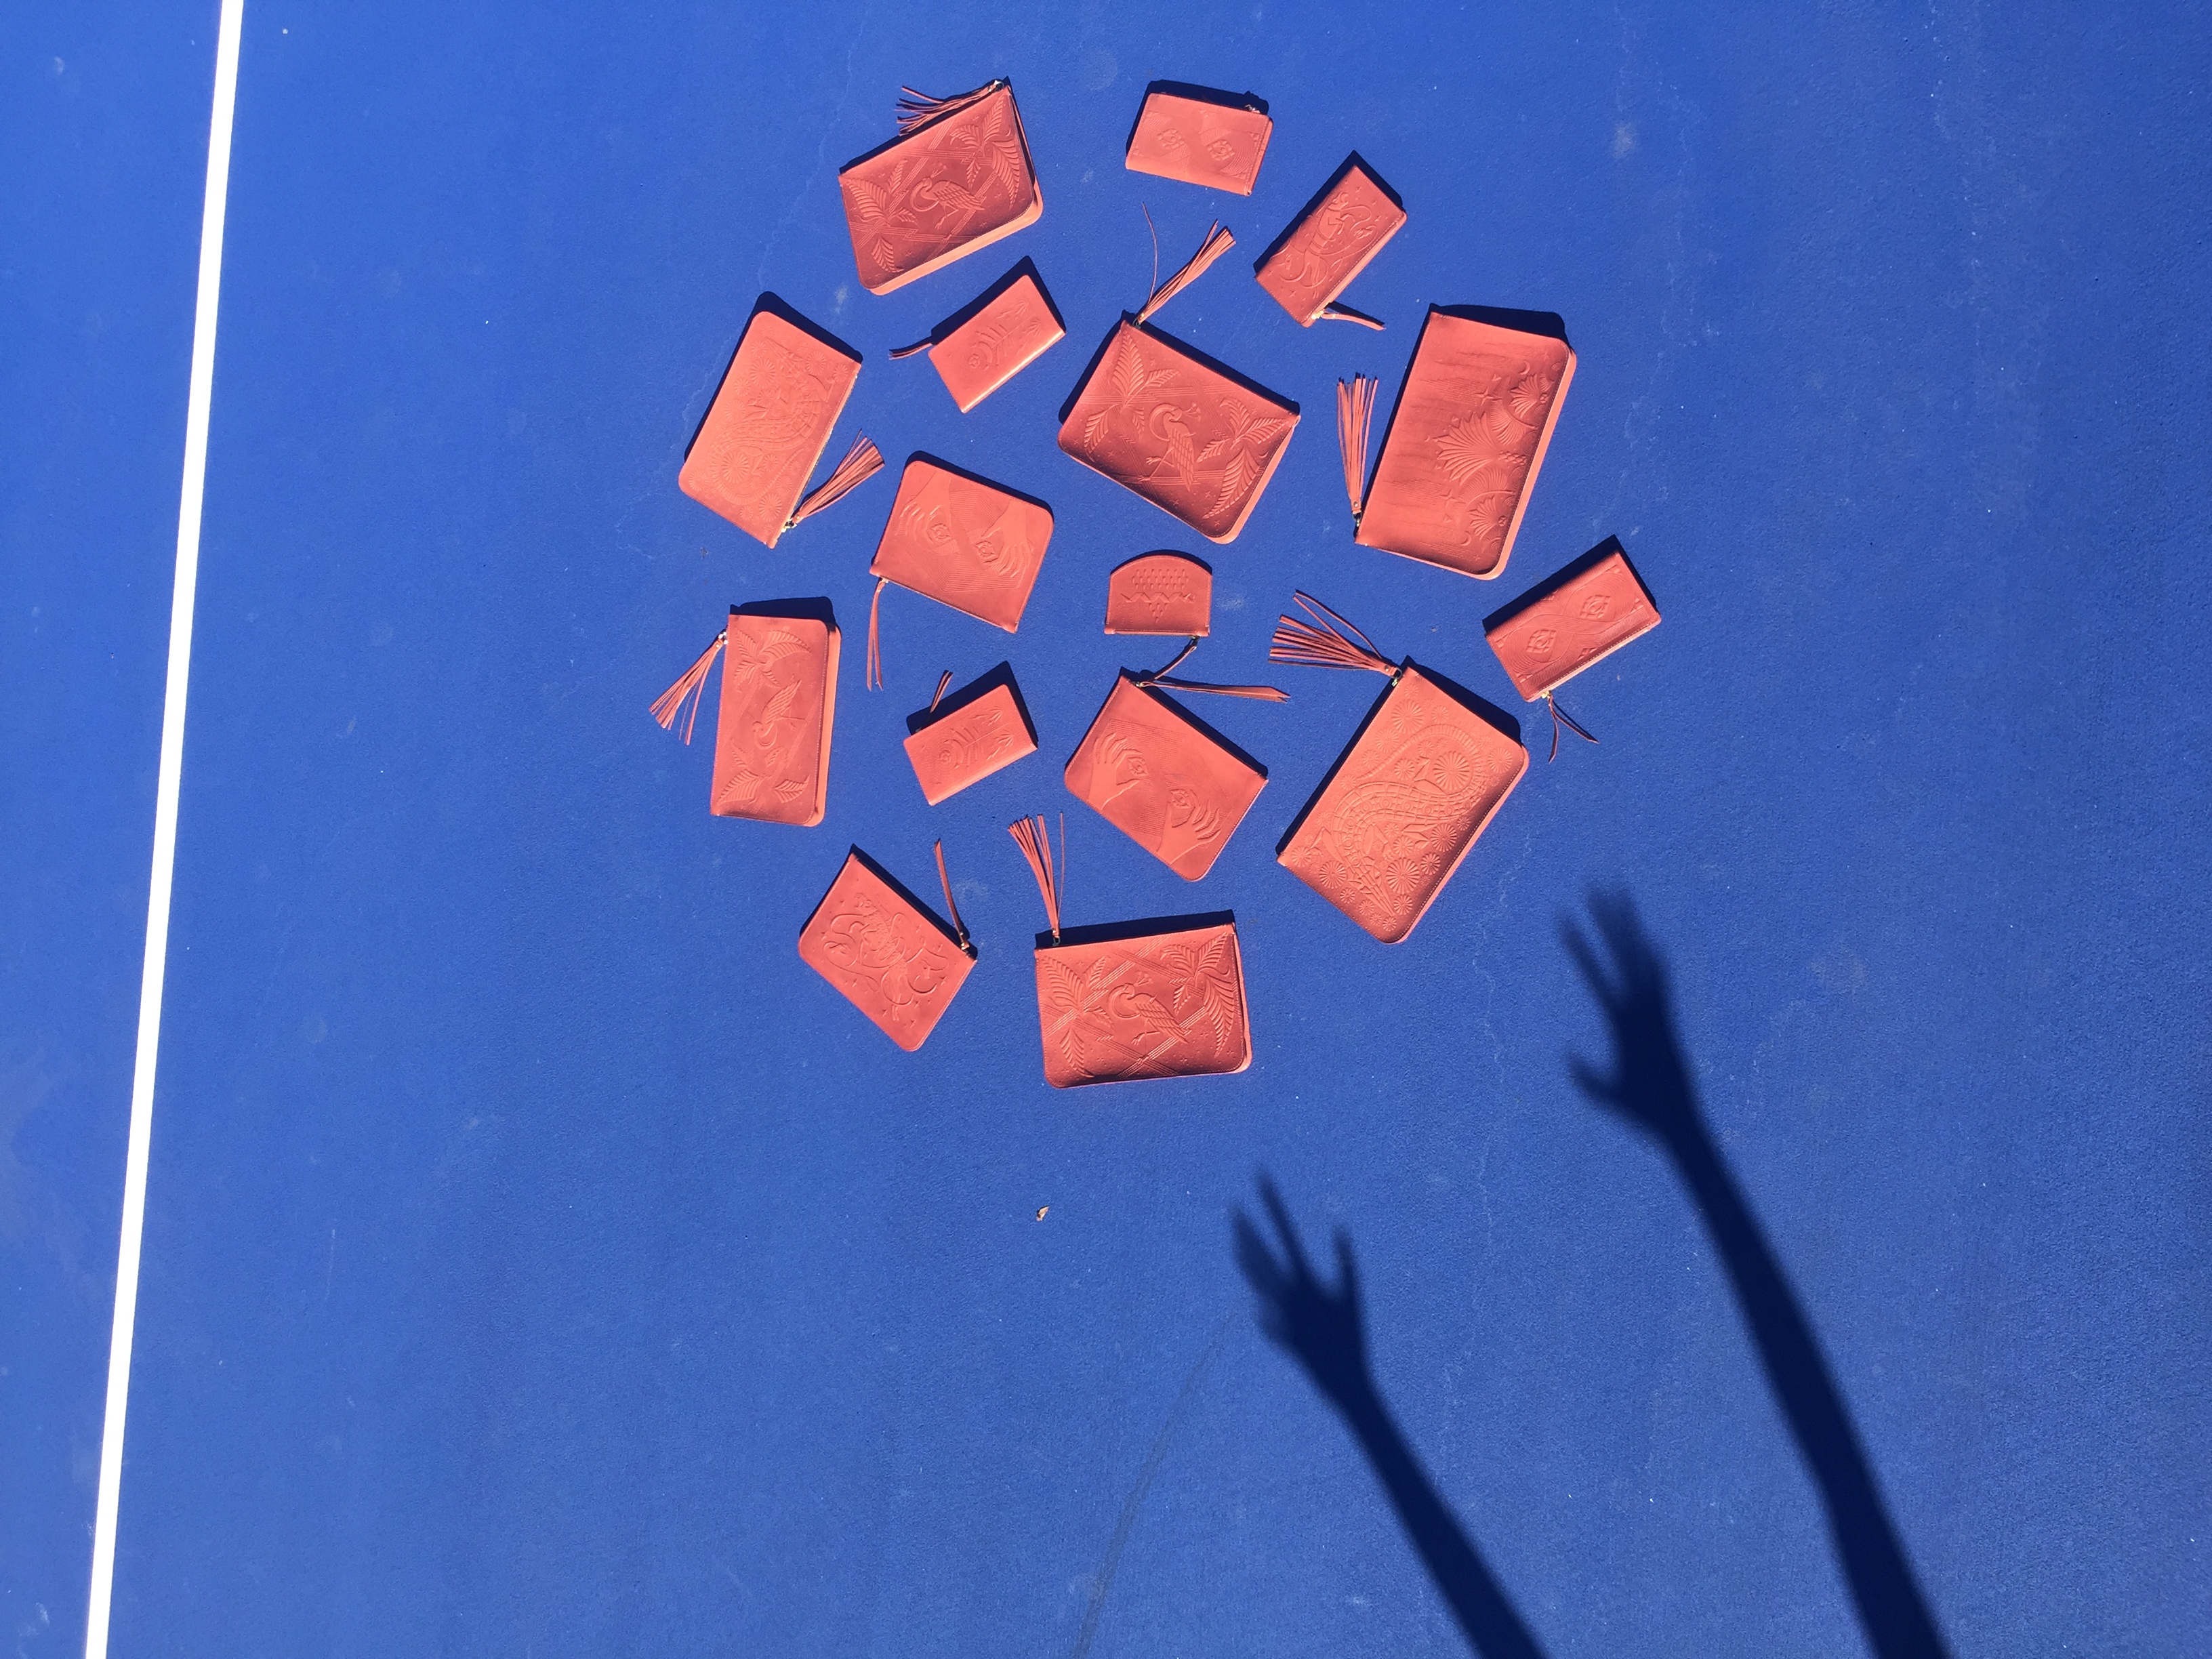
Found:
1009,815 -> 1253,1088
797,844 -> 976,1051
865,457 -> 1053,689
1058,222 -> 1300,544
1484,537 -> 1660,701
1104,552 -> 1212,636
1124,84 -> 1273,195
838,81 -> 1043,295
903,664 -> 1038,805
650,601 -> 840,826
1338,306 -> 1574,581
678,300 -> 878,548
892,260 -> 1064,412
1270,594 -> 1528,943
1254,154 -> 1404,327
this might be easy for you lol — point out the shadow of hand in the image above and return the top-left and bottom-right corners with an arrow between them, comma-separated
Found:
1562,891 -> 1700,1147
1234,1176 -> 1374,1417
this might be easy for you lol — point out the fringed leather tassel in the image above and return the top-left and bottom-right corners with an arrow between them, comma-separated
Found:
894,81 -> 1004,136
784,434 -> 883,531
1135,209 -> 1237,327
1318,302 -> 1385,329
934,839 -> 975,957
1545,694 -> 1599,763
1008,813 -> 1065,943
649,630 -> 725,745
1269,591 -> 1396,678
1134,636 -> 1289,702
1336,375 -> 1378,526
865,577 -> 890,691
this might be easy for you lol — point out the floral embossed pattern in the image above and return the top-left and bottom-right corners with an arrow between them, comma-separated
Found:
1356,310 -> 1575,580
1124,91 -> 1273,196
798,852 -> 972,1050
1254,159 -> 1405,325
838,85 -> 1043,295
1059,321 -> 1299,543
1484,544 -> 1661,701
712,611 -> 839,825
871,458 -> 1052,632
1033,922 -> 1250,1086
1065,676 -> 1265,881
903,680 -> 1036,804
678,310 -> 860,546
1278,668 -> 1528,943
1104,552 -> 1212,636
927,270 -> 1063,411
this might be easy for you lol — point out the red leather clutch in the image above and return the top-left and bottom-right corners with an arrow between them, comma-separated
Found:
1269,594 -> 1528,943
838,81 -> 1043,295
650,602 -> 841,827
797,843 -> 976,1051
864,457 -> 1053,691
1008,815 -> 1253,1088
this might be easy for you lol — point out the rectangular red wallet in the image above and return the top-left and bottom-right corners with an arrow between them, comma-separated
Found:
650,601 -> 839,827
838,81 -> 1043,295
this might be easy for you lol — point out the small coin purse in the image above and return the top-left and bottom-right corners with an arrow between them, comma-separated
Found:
1063,640 -> 1284,882
903,664 -> 1039,805
864,457 -> 1054,689
1483,537 -> 1662,760
1253,153 -> 1404,328
1104,552 -> 1212,636
1336,305 -> 1575,581
890,260 -> 1065,412
1269,594 -> 1528,943
798,842 -> 976,1051
838,81 -> 1043,295
678,298 -> 882,548
650,601 -> 840,825
1008,815 -> 1253,1088
1058,220 -> 1300,544
1124,83 -> 1273,195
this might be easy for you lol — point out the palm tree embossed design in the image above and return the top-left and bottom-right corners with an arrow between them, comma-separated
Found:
1429,359 -> 1557,561
1039,935 -> 1240,1084
1235,1179 -> 1547,1659
1198,395 -> 1294,520
1563,895 -> 1951,1659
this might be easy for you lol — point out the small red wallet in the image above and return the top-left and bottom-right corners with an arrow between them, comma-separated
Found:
1104,552 -> 1212,636
1336,306 -> 1574,581
903,665 -> 1038,805
1253,154 -> 1404,327
838,81 -> 1043,295
1269,594 -> 1528,943
651,602 -> 840,827
1483,537 -> 1661,758
891,260 -> 1065,412
797,843 -> 976,1051
1008,815 -> 1253,1088
1124,85 -> 1273,196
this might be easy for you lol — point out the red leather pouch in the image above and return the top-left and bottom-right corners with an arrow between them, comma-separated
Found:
903,664 -> 1039,805
889,260 -> 1065,412
1483,536 -> 1661,760
1252,153 -> 1404,328
1124,84 -> 1273,196
838,81 -> 1043,295
798,842 -> 976,1051
864,456 -> 1053,691
651,600 -> 840,826
1104,552 -> 1212,636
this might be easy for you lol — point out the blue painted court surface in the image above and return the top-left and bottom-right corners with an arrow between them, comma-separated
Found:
6,4 -> 2209,1655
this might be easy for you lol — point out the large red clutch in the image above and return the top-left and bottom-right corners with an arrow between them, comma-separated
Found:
838,81 -> 1043,295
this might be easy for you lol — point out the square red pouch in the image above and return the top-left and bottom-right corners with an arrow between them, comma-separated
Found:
649,602 -> 840,826
893,260 -> 1065,412
1484,537 -> 1660,700
865,457 -> 1052,690
1336,306 -> 1575,581
1269,594 -> 1528,943
1065,669 -> 1273,882
838,81 -> 1043,295
678,299 -> 880,547
1008,816 -> 1253,1088
1104,552 -> 1212,636
903,663 -> 1038,805
1253,154 -> 1405,327
1057,224 -> 1300,544
797,844 -> 976,1051
1124,84 -> 1273,195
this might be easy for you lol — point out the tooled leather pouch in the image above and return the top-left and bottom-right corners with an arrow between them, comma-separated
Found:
650,600 -> 840,826
1252,152 -> 1404,328
1269,593 -> 1528,944
1104,552 -> 1212,636
863,455 -> 1053,691
1057,218 -> 1300,544
797,842 -> 976,1052
888,258 -> 1065,413
838,81 -> 1044,296
678,297 -> 882,548
1124,83 -> 1273,197
1008,815 -> 1252,1088
1334,304 -> 1575,581
1482,535 -> 1661,760
903,663 -> 1039,806
1062,639 -> 1284,882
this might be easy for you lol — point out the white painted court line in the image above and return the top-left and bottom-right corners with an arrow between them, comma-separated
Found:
84,3 -> 245,1655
